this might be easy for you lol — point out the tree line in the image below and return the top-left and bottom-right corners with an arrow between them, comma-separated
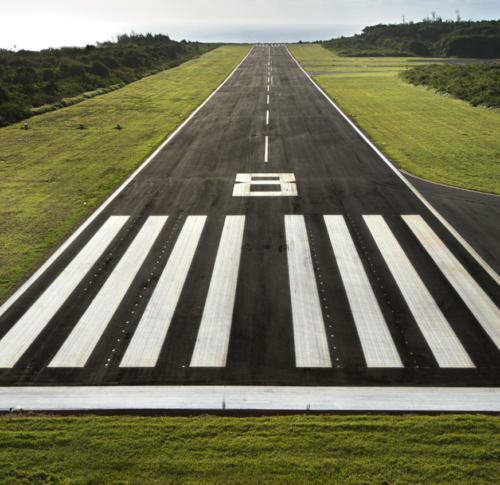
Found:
321,19 -> 500,58
400,62 -> 500,109
0,33 -> 220,128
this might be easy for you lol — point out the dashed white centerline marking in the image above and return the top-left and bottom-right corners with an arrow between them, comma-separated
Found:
266,110 -> 269,125
268,77 -> 270,83
267,85 -> 269,92
264,136 -> 268,162
267,95 -> 269,104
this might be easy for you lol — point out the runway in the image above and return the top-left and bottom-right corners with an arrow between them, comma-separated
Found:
1,45 -> 500,411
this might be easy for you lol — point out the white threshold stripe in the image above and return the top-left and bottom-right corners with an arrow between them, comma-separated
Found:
49,216 -> 167,368
286,215 -> 331,367
0,47 -> 255,321
4,385 -> 498,411
404,215 -> 500,350
286,46 -> 500,289
324,216 -> 402,367
266,110 -> 269,125
120,216 -> 206,367
365,216 -> 474,368
264,136 -> 268,162
190,216 -> 245,367
0,216 -> 129,368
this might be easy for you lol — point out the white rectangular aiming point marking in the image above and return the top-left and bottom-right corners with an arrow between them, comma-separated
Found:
190,216 -> 245,367
120,216 -> 206,367
324,215 -> 403,367
49,216 -> 167,368
0,216 -> 129,368
286,215 -> 331,367
364,215 -> 474,368
404,214 -> 500,352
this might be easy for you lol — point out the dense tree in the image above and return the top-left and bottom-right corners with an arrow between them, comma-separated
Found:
322,19 -> 500,58
0,33 -> 219,127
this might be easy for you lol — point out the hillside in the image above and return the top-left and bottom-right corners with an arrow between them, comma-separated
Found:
0,33 -> 219,127
322,19 -> 500,58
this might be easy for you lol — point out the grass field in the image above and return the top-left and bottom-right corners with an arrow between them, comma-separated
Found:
0,45 -> 250,302
0,413 -> 499,484
288,44 -> 500,195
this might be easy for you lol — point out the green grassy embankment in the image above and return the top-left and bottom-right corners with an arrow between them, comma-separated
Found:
289,44 -> 500,195
0,45 -> 250,302
1,414 -> 499,484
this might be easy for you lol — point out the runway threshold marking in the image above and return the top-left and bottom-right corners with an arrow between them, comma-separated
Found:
364,215 -> 474,368
404,215 -> 500,351
120,216 -> 206,368
324,216 -> 403,367
49,216 -> 167,368
190,216 -> 245,367
0,216 -> 129,368
285,215 -> 331,368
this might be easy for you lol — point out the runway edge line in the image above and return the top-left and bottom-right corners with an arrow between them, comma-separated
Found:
0,46 -> 255,318
285,45 -> 500,288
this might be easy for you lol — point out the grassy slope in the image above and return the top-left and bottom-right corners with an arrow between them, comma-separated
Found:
0,414 -> 499,484
289,45 -> 500,194
0,45 -> 250,301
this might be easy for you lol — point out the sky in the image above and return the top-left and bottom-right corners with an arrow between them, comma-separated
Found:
1,0 -> 500,50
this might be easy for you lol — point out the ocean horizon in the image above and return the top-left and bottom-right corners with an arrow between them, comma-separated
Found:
143,24 -> 364,44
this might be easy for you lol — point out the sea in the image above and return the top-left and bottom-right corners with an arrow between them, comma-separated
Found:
133,24 -> 364,44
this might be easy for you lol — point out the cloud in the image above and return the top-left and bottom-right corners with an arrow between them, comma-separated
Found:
1,0 -> 499,50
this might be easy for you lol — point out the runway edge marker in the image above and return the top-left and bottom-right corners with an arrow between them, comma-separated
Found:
285,45 -> 500,287
0,46 -> 255,318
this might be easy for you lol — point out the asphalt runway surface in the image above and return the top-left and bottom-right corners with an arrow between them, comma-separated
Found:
1,45 -> 500,410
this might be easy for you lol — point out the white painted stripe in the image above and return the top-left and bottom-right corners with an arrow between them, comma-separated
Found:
264,136 -> 268,162
190,216 -> 245,367
267,94 -> 269,104
324,216 -> 402,367
285,215 -> 331,367
267,77 -> 270,83
3,386 -> 500,412
267,85 -> 269,92
0,216 -> 129,368
266,110 -> 269,125
364,216 -> 474,368
404,215 -> 500,351
49,216 -> 167,368
286,46 -> 500,288
0,47 -> 255,320
120,216 -> 206,367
